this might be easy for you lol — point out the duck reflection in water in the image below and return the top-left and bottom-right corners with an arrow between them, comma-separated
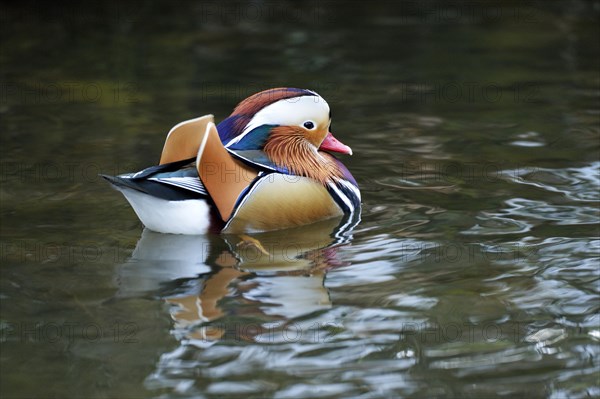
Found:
116,212 -> 359,342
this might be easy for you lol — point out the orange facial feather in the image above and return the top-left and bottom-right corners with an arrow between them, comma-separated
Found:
263,126 -> 343,185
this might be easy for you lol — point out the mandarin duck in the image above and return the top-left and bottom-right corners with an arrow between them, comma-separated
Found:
103,88 -> 361,234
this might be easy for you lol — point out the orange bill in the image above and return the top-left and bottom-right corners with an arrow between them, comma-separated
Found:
159,115 -> 215,165
196,122 -> 258,221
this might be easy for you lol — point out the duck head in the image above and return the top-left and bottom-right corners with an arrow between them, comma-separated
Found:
217,88 -> 352,184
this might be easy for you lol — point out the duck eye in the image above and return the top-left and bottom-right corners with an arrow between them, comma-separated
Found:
303,121 -> 315,130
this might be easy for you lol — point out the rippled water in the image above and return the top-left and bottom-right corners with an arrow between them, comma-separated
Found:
1,2 -> 599,398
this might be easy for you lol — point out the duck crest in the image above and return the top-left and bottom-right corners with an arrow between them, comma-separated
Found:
218,88 -> 317,144
232,87 -> 316,116
263,126 -> 344,185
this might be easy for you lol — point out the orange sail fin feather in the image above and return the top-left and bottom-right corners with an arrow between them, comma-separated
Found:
159,115 -> 215,165
196,122 -> 257,221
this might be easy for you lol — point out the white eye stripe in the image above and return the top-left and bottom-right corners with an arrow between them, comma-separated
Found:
225,95 -> 330,147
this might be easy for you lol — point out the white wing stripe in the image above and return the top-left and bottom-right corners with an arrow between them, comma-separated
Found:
148,177 -> 207,195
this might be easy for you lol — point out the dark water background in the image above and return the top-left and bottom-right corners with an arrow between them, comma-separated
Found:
1,1 -> 599,398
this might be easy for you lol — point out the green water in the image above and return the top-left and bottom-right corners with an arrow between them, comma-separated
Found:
1,2 -> 599,398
